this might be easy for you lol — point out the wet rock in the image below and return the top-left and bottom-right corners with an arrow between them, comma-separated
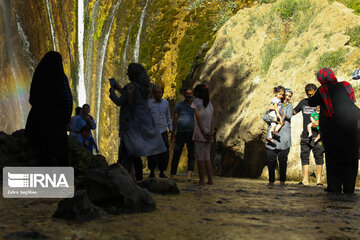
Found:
77,164 -> 156,213
4,231 -> 50,239
52,190 -> 101,222
138,178 -> 180,195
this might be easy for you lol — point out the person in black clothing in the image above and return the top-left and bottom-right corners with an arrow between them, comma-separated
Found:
293,84 -> 325,186
25,51 -> 73,166
309,68 -> 359,193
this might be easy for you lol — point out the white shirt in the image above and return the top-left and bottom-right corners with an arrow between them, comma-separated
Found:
148,98 -> 173,133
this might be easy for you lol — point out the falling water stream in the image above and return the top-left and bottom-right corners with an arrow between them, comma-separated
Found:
77,0 -> 86,106
12,2 -> 35,76
122,24 -> 132,85
95,0 -> 122,144
85,0 -> 100,102
133,0 -> 150,63
45,0 -> 57,51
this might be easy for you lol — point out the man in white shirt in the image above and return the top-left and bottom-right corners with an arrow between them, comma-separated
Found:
148,87 -> 173,178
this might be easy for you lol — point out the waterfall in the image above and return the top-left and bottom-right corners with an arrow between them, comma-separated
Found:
133,0 -> 150,63
85,0 -> 100,101
95,0 -> 121,144
122,24 -> 132,85
45,0 -> 57,51
77,0 -> 86,106
0,0 -> 26,127
12,2 -> 36,76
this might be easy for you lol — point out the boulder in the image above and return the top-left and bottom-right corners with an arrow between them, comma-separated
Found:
138,178 -> 180,195
77,164 -> 156,213
52,190 -> 102,222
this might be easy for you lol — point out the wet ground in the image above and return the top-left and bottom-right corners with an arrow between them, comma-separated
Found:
1,175 -> 360,240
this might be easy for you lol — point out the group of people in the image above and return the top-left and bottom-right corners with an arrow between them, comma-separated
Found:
109,63 -> 215,185
24,51 -> 360,193
25,51 -> 216,185
264,68 -> 360,194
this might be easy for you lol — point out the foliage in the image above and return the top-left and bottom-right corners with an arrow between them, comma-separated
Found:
346,26 -> 360,47
316,49 -> 347,72
261,41 -> 286,73
277,0 -> 299,20
222,41 -> 235,60
355,56 -> 360,65
244,15 -> 257,39
299,44 -> 313,59
261,0 -> 277,3
336,0 -> 360,15
213,1 -> 239,31
186,0 -> 206,11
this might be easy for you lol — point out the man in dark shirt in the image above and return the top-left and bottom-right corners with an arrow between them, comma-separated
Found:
170,88 -> 195,180
293,84 -> 325,186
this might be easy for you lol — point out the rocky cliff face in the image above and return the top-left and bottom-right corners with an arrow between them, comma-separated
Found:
0,0 -> 256,163
198,0 -> 360,180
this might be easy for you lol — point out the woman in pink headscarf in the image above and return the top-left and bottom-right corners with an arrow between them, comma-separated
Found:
309,68 -> 360,193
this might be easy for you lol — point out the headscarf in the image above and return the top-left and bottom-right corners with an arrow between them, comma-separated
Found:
127,63 -> 150,100
281,88 -> 293,108
317,68 -> 355,117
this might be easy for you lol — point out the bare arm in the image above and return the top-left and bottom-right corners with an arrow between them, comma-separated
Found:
194,109 -> 211,140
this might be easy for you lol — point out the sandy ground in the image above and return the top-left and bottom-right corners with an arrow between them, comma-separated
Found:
1,175 -> 360,240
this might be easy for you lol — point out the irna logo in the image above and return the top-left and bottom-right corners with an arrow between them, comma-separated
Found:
8,172 -> 69,188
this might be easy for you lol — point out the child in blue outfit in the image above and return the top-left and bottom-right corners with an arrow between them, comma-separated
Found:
78,126 -> 99,154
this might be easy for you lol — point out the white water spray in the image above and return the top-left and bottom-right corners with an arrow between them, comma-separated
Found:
133,0 -> 150,63
12,2 -> 36,75
95,0 -> 121,144
85,0 -> 100,101
77,0 -> 86,106
122,25 -> 132,85
45,0 -> 57,51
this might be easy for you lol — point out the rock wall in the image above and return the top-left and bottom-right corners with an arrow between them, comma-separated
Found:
199,0 -> 360,180
0,0 -> 256,165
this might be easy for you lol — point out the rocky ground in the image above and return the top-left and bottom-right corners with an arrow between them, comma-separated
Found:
1,175 -> 360,240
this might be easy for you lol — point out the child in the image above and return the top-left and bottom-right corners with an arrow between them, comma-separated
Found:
78,125 -> 99,154
267,86 -> 285,143
307,105 -> 321,143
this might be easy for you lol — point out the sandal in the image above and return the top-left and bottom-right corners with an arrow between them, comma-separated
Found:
266,138 -> 276,147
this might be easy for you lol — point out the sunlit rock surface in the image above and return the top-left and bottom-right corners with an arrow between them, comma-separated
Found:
198,0 -> 360,180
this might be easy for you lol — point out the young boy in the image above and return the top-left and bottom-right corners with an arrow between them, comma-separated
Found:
267,86 -> 285,143
293,84 -> 324,186
307,105 -> 321,143
78,125 -> 99,154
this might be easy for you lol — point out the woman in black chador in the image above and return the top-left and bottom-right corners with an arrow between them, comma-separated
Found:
309,68 -> 359,193
25,51 -> 73,166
